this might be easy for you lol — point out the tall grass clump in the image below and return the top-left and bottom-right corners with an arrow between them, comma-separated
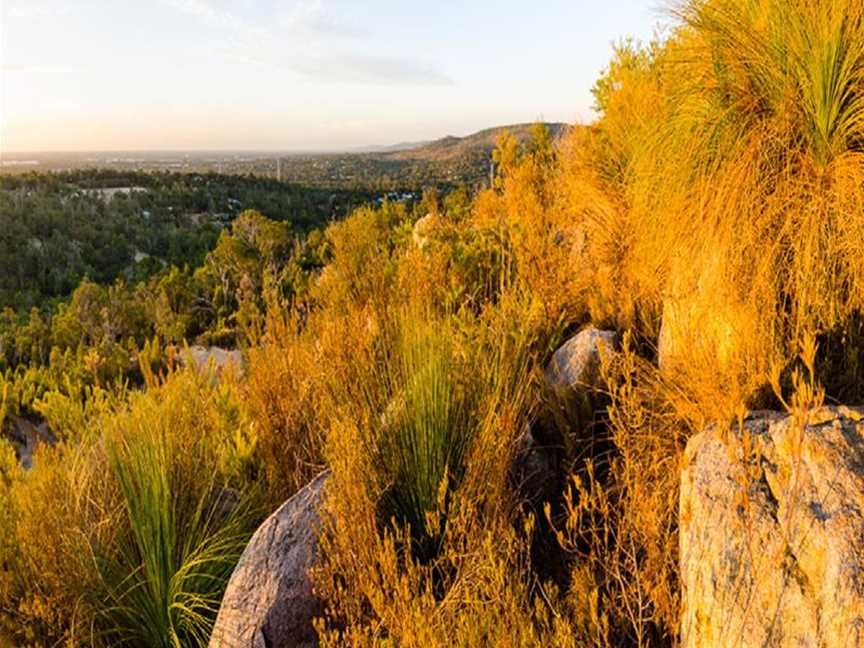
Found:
0,367 -> 264,646
91,367 -> 262,647
550,0 -> 864,408
311,290 -> 587,646
97,423 -> 254,647
372,308 -> 481,559
536,1 -> 864,643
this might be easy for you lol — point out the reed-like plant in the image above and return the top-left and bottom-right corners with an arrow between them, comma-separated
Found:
97,425 -> 252,648
373,311 -> 479,559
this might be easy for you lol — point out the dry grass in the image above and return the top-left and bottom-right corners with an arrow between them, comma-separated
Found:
9,2 -> 864,645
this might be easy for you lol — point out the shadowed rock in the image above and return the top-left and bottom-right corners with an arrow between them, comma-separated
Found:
210,471 -> 328,648
7,416 -> 56,470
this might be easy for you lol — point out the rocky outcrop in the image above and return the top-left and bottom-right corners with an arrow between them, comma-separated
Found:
182,346 -> 244,377
511,425 -> 559,508
544,326 -> 616,393
680,408 -> 864,648
412,213 -> 440,249
210,471 -> 328,648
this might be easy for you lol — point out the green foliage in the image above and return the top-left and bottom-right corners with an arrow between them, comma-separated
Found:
374,310 -> 480,558
0,168 -> 367,315
0,368 -> 265,646
99,423 -> 253,647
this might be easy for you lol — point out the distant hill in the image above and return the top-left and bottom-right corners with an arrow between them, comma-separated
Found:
383,122 -> 570,162
358,140 -> 432,154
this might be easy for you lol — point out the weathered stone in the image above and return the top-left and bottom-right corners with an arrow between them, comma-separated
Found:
511,425 -> 559,508
412,213 -> 440,249
210,471 -> 328,648
544,326 -> 616,393
680,408 -> 864,648
182,346 -> 244,378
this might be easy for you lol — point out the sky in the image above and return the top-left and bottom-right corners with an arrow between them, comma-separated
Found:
0,0 -> 666,153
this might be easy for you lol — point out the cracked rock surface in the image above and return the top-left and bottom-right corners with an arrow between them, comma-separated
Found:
544,326 -> 616,393
210,471 -> 328,648
680,408 -> 864,648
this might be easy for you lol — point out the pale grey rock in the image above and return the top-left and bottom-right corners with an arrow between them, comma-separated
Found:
544,326 -> 616,392
183,346 -> 244,377
210,472 -> 328,648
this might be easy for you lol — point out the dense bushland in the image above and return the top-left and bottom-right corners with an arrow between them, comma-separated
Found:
5,0 -> 864,645
0,169 -> 365,312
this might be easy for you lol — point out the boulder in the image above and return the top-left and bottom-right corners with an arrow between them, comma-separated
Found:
544,326 -> 616,393
210,471 -> 328,648
511,425 -> 559,508
182,346 -> 244,378
412,213 -> 440,249
680,408 -> 864,648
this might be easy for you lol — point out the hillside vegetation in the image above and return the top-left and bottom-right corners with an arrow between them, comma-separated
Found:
3,0 -> 864,646
385,122 -> 570,161
2,123 -> 568,191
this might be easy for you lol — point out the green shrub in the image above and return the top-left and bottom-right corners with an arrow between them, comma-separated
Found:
97,423 -> 254,647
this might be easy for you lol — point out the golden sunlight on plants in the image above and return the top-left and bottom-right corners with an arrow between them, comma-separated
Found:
6,1 -> 864,646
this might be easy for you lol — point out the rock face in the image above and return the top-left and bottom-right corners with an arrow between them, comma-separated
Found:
183,346 -> 244,377
412,213 -> 440,249
511,425 -> 559,508
680,408 -> 864,648
544,326 -> 616,392
210,472 -> 328,648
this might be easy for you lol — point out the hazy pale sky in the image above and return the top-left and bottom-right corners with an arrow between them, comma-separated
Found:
0,0 -> 664,152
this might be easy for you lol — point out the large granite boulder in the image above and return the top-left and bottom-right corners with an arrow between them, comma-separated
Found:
544,326 -> 616,393
210,471 -> 328,648
680,408 -> 864,648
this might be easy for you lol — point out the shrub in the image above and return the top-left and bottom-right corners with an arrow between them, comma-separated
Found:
0,368 -> 264,646
243,310 -> 328,507
311,292 -> 586,646
97,416 -> 254,647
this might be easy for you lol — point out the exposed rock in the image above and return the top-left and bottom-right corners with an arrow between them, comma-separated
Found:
412,213 -> 440,249
182,346 -> 244,378
544,326 -> 616,393
680,407 -> 864,648
6,416 -> 56,470
210,471 -> 328,648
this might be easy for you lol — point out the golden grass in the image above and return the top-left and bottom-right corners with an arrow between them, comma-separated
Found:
10,2 -> 864,645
